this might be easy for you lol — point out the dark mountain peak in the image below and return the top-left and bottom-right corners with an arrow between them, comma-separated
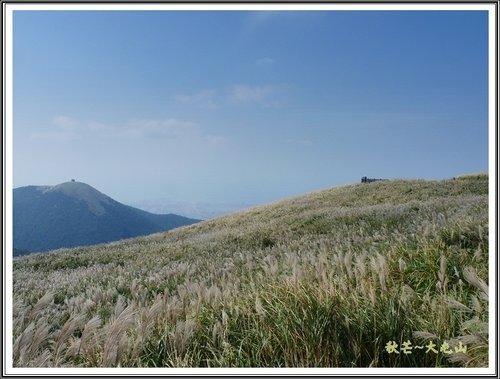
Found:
13,182 -> 200,254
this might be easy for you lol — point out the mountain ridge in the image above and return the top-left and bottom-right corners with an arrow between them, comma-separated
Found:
13,181 -> 200,254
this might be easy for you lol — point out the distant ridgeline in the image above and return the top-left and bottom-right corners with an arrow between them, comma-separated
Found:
361,176 -> 388,183
13,181 -> 201,255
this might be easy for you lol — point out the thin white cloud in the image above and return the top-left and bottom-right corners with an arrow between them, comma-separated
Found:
256,57 -> 275,67
228,84 -> 274,104
30,115 -> 81,141
175,89 -> 219,109
120,118 -> 227,146
245,11 -> 323,30
227,84 -> 289,109
206,135 -> 227,145
285,138 -> 313,146
87,120 -> 115,133
244,11 -> 281,31
175,94 -> 192,102
123,118 -> 198,139
176,84 -> 289,109
52,115 -> 78,131
41,116 -> 227,147
29,130 -> 81,141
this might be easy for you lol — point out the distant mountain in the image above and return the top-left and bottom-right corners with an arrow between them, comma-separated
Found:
13,181 -> 200,254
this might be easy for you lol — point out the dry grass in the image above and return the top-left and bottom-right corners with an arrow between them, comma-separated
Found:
12,174 -> 489,367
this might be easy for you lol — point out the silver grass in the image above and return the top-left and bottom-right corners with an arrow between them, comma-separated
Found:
470,295 -> 482,313
78,315 -> 101,355
447,352 -> 472,365
103,305 -> 137,366
172,318 -> 197,356
28,318 -> 51,359
212,321 -> 223,344
460,317 -> 488,337
113,296 -> 127,319
54,314 -> 85,364
398,257 -> 406,272
458,334 -> 487,346
28,292 -> 54,322
438,255 -> 448,293
444,296 -> 472,312
463,266 -> 488,300
413,331 -> 438,342
27,348 -> 52,367
401,284 -> 418,303
13,321 -> 35,365
255,296 -> 265,316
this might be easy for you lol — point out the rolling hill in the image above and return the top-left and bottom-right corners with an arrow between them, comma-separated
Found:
12,174 -> 489,368
13,181 -> 200,254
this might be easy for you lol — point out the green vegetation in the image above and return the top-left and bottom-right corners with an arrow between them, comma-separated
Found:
12,174 -> 489,368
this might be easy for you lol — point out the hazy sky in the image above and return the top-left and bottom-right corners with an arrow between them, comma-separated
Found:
13,8 -> 489,214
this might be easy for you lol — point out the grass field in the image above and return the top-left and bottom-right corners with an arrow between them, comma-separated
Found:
12,174 -> 489,368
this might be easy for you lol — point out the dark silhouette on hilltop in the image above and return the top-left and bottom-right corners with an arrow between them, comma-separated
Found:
361,176 -> 388,183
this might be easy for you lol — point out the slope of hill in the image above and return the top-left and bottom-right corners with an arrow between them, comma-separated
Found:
12,174 -> 489,368
13,181 -> 200,253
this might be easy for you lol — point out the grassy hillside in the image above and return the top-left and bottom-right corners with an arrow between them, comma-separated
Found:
12,174 -> 489,368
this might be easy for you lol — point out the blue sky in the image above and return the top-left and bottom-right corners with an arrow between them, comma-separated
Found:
13,9 -> 489,217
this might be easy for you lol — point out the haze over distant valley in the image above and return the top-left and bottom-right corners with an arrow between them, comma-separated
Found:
129,198 -> 256,220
